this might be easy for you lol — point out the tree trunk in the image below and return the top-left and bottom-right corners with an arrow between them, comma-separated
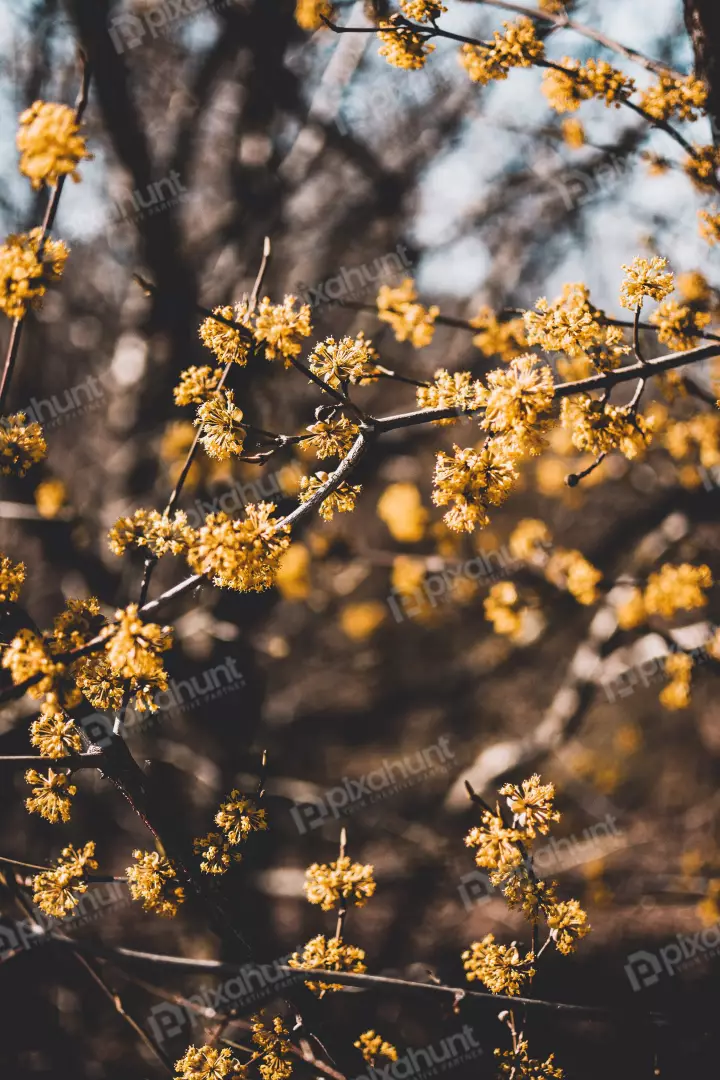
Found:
684,0 -> 720,141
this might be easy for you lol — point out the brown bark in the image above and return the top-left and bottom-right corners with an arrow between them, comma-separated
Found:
684,0 -> 720,141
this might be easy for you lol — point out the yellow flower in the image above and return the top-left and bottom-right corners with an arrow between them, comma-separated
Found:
108,509 -> 194,558
25,767 -> 77,823
17,101 -> 91,188
187,504 -> 290,592
275,543 -> 311,601
545,548 -> 602,605
500,775 -> 560,837
432,442 -> 518,533
699,207 -> 720,246
30,705 -> 83,759
299,472 -> 361,520
34,478 -> 67,518
304,855 -> 376,910
665,414 -> 720,471
561,118 -> 585,148
340,601 -> 386,641
495,1040 -> 564,1080
174,1046 -> 246,1080
0,554 -> 26,602
377,278 -> 438,347
198,305 -> 251,366
649,298 -> 710,350
0,229 -> 68,320
465,808 -> 524,873
254,295 -> 312,362
524,283 -> 605,358
215,790 -> 268,845
195,389 -> 245,460
174,365 -> 223,406
126,849 -> 185,917
294,0 -> 333,31
542,57 -> 634,113
305,417 -> 360,459
484,581 -> 530,641
32,842 -> 97,918
251,1014 -> 294,1080
308,336 -> 377,388
660,652 -> 693,710
376,482 -> 428,542
643,562 -> 712,617
416,369 -> 486,420
0,411 -> 47,474
460,17 -> 544,85
561,395 -> 652,460
684,144 -> 720,192
469,307 -> 527,361
620,255 -> 674,310
103,604 -> 173,686
193,831 -> 243,875
400,0 -> 446,20
640,75 -> 707,122
354,1030 -> 398,1065
462,934 -> 536,995
545,897 -> 590,953
288,934 -> 367,995
377,17 -> 435,71
508,519 -> 551,563
482,355 -> 555,456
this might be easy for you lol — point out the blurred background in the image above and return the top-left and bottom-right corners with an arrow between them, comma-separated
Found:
1,0 -> 719,1076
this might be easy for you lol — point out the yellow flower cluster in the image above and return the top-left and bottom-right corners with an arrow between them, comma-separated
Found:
175,1046 -> 246,1080
187,504 -> 290,592
561,117 -> 586,148
305,417 -> 360,459
665,413 -> 720,471
126,849 -> 185,917
508,518 -> 551,563
470,306 -> 527,361
484,581 -> 531,641
620,255 -> 674,310
416,368 -> 486,423
108,508 -> 193,558
25,767 -> 77,823
618,563 -> 712,628
0,553 -> 26,602
354,1031 -> 398,1065
32,842 -> 97,918
542,58 -> 634,113
251,1013 -> 294,1080
299,472 -> 362,520
377,482 -> 427,542
377,279 -> 438,347
649,298 -> 710,350
377,17 -> 435,71
660,652 -> 693,710
464,778 -> 590,959
496,1040 -> 564,1079
433,442 -> 517,533
400,0 -> 446,19
199,305 -> 252,366
545,548 -> 602,605
462,934 -> 536,995
195,389 -> 246,460
0,411 -> 47,475
304,855 -> 376,911
193,831 -> 244,875
30,704 -> 83,758
0,228 -> 68,320
640,74 -> 707,122
254,295 -> 313,362
289,934 -> 367,995
525,283 -> 626,369
561,395 -> 653,461
295,0 -> 332,31
101,603 -> 173,704
173,365 -> 223,406
17,101 -> 91,189
482,354 -> 555,457
459,18 -> 544,86
194,789 -> 267,875
699,208 -> 720,245
684,144 -> 720,193
308,336 -> 378,388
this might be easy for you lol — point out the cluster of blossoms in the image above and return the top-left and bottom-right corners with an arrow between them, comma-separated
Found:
377,279 -> 439,348
198,295 -> 312,367
684,144 -> 720,193
354,1030 -> 399,1065
186,504 -> 290,592
561,395 -> 653,461
195,389 -> 246,460
495,1040 -> 564,1080
175,1046 -> 246,1080
193,788 -> 267,875
463,776 -> 589,1000
484,581 -> 533,642
126,849 -> 185,918
660,652 -> 694,711
173,364 -> 223,406
525,282 -> 628,373
542,57 -> 635,112
305,416 -> 360,458
294,0 -> 333,32
618,563 -> 713,628
416,368 -> 486,422
249,1013 -> 294,1080
698,208 -> 720,246
17,100 -> 91,188
664,413 -> 720,472
377,16 -> 436,71
649,298 -> 711,350
470,306 -> 528,361
32,842 -> 98,918
0,228 -> 69,320
176,1014 -> 294,1080
620,255 -> 674,311
289,934 -> 367,996
459,17 -> 544,86
308,334 -> 379,388
0,553 -> 26,602
0,411 -> 47,474
639,74 -> 707,122
24,768 -> 77,824
299,471 -> 362,520
304,855 -> 376,910
432,442 -> 518,533
108,508 -> 194,558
